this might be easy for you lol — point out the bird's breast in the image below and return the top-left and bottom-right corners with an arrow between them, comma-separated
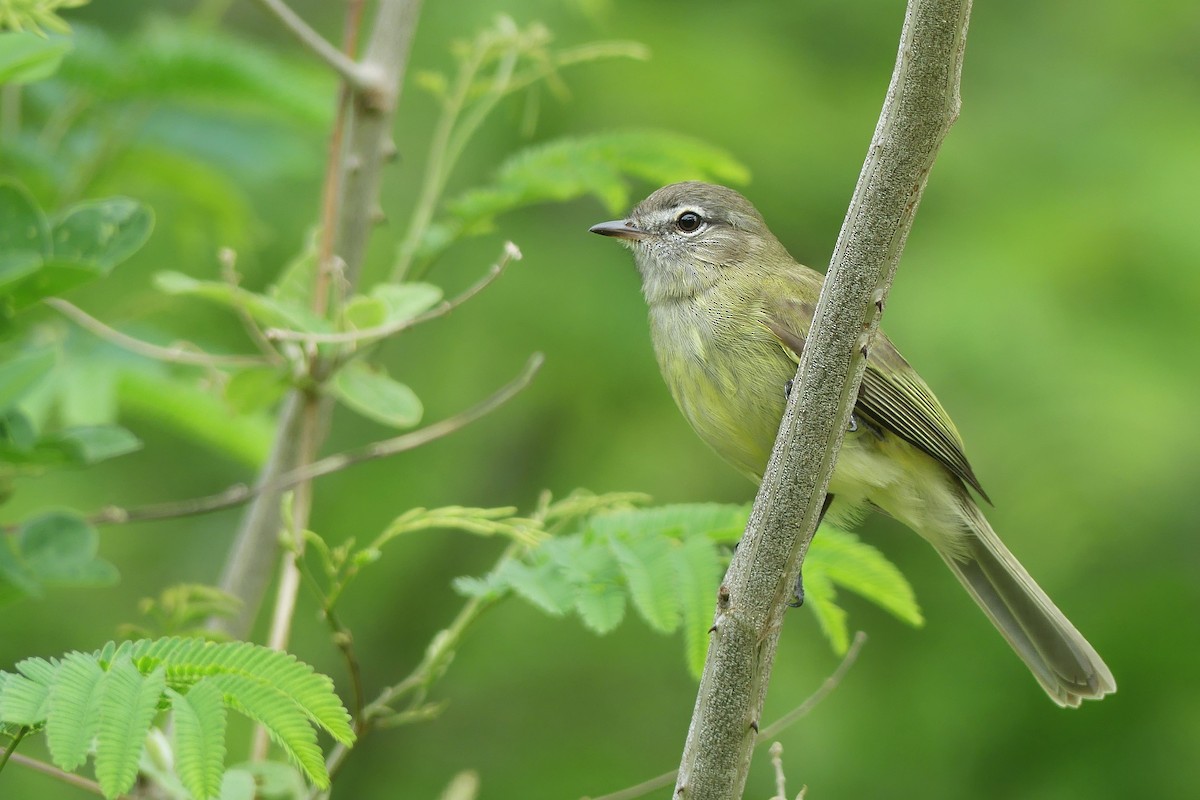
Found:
647,292 -> 793,479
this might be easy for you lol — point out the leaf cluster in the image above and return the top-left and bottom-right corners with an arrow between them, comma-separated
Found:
457,503 -> 923,677
0,637 -> 354,798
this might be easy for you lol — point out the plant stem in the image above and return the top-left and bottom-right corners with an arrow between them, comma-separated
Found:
6,752 -> 107,797
587,633 -> 867,800
250,0 -> 367,88
0,726 -> 26,773
45,298 -> 270,368
213,0 -> 424,639
672,2 -> 972,798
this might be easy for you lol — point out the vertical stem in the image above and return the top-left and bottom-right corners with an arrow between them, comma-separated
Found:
213,0 -> 425,639
673,1 -> 972,797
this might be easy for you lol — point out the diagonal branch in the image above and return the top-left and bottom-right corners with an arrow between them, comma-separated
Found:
250,0 -> 369,88
265,241 -> 521,346
45,298 -> 270,368
47,354 -> 542,531
673,2 -> 973,798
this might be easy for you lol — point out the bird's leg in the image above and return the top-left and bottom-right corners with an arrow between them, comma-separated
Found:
790,493 -> 834,608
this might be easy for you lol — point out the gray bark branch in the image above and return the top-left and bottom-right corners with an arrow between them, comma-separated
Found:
673,2 -> 973,797
213,0 -> 424,638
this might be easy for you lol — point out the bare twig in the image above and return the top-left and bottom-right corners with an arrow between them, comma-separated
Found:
250,0 -> 368,88
0,354 -> 543,534
7,752 -> 107,797
674,2 -> 972,797
584,633 -> 866,800
45,298 -> 269,368
266,241 -> 522,345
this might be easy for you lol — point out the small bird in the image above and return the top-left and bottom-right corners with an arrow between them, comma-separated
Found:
590,181 -> 1115,706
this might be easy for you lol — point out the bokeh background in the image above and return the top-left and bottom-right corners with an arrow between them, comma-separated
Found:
3,0 -> 1198,798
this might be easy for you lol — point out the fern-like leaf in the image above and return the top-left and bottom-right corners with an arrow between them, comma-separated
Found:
168,683 -> 227,800
808,528 -> 923,628
45,651 -> 104,771
799,569 -> 850,654
605,530 -> 681,634
206,673 -> 327,789
1,656 -> 56,725
671,535 -> 721,678
95,657 -> 166,798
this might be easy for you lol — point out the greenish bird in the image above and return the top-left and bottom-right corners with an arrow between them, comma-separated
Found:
590,181 -> 1115,707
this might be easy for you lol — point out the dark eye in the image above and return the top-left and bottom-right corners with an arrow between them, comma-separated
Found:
676,211 -> 703,233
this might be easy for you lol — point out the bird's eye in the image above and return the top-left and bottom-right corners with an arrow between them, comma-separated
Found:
675,211 -> 703,233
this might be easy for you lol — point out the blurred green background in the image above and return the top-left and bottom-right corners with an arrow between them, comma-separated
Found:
3,0 -> 1198,797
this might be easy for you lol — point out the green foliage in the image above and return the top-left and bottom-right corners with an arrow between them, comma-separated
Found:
119,583 -> 243,641
0,0 -> 86,37
421,129 -> 750,261
0,511 -> 118,605
456,503 -> 923,676
331,360 -> 423,430
0,638 -> 355,797
0,181 -> 153,310
0,30 -> 70,82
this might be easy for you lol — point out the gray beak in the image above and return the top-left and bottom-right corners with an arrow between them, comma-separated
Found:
589,219 -> 649,241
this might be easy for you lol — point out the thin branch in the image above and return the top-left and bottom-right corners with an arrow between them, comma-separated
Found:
215,0 -> 423,639
0,354 -> 543,533
250,0 -> 368,88
673,2 -> 972,798
584,633 -> 866,800
7,752 -> 107,797
45,298 -> 269,368
266,241 -> 522,345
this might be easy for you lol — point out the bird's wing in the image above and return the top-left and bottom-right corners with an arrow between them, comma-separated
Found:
765,291 -> 990,502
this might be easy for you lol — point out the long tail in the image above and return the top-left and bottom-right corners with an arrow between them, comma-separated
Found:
936,497 -> 1116,707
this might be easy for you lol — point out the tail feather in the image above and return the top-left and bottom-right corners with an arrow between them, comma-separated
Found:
938,499 -> 1116,707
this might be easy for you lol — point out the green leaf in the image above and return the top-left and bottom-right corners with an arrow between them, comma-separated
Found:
0,658 -> 54,725
218,769 -> 257,800
802,569 -> 849,655
607,530 -> 681,634
118,368 -> 274,468
208,673 -> 328,789
95,658 -> 167,799
18,511 -> 119,586
0,347 -> 56,411
50,197 -> 154,270
0,251 -> 42,293
370,282 -> 442,325
0,181 -> 49,261
155,271 -> 332,334
0,32 -> 72,83
342,295 -> 387,330
5,257 -> 106,309
343,283 -> 442,334
0,535 -> 41,603
224,367 -> 288,415
422,130 -> 750,259
226,761 -> 307,800
495,559 -> 575,616
53,425 -> 142,464
170,682 -> 227,800
808,527 -> 923,628
331,360 -> 423,429
45,652 -> 105,771
672,535 -> 720,678
590,503 -> 748,544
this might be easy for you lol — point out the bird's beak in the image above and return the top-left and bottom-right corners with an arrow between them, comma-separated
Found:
589,219 -> 649,241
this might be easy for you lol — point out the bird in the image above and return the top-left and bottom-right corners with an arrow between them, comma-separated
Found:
590,181 -> 1115,706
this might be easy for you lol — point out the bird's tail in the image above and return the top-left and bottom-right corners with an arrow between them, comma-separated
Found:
936,497 -> 1116,707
